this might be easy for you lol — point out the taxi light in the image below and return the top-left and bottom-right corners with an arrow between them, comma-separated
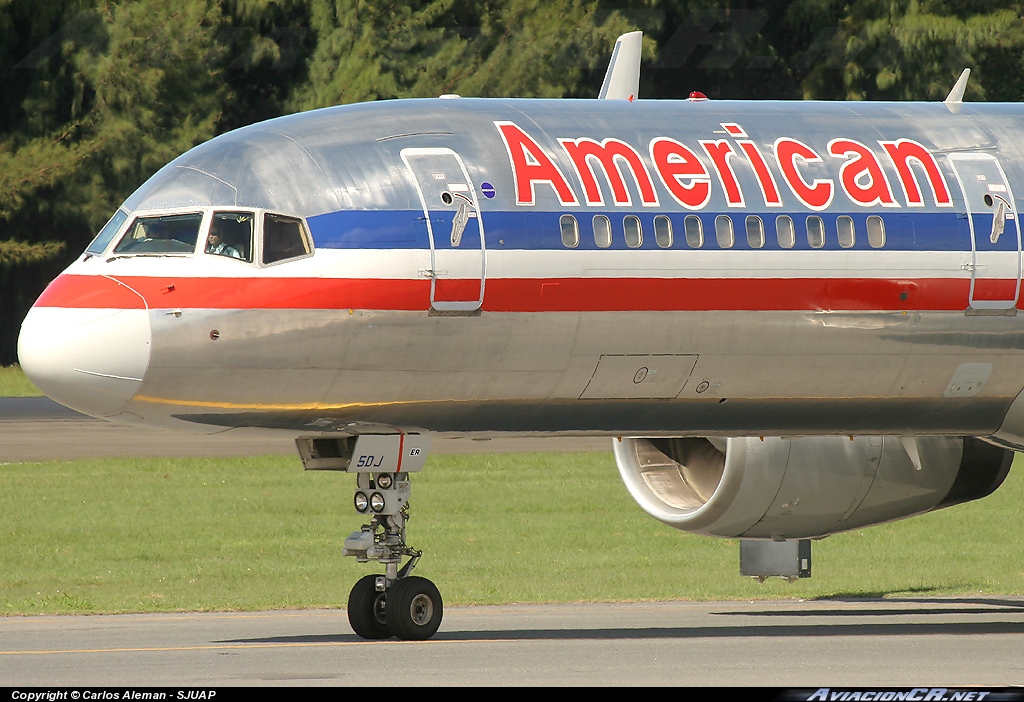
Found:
376,473 -> 393,489
354,491 -> 369,513
370,492 -> 386,513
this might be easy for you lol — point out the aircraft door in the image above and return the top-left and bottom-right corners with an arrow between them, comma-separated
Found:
402,148 -> 486,312
949,153 -> 1021,312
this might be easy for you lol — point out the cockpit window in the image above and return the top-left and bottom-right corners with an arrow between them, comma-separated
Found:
86,209 -> 129,255
113,213 -> 204,254
263,214 -> 311,264
206,212 -> 254,262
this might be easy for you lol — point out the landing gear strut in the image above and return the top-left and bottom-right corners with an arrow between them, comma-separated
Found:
342,469 -> 443,640
297,433 -> 441,640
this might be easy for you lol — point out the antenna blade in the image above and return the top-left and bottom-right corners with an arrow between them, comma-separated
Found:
598,31 -> 642,101
944,68 -> 970,114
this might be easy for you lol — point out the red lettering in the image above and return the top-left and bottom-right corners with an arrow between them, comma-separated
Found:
880,139 -> 952,207
649,138 -> 711,209
700,140 -> 744,207
737,140 -> 782,207
559,138 -> 659,207
494,121 -> 578,206
774,138 -> 834,210
828,139 -> 897,207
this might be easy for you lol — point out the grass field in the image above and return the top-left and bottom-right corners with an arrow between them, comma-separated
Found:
1,451 -> 1021,615
0,365 -> 40,397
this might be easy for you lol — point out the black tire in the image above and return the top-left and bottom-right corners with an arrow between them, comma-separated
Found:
347,575 -> 392,640
386,576 -> 443,640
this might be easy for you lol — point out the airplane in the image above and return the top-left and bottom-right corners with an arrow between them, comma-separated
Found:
16,31 -> 1024,641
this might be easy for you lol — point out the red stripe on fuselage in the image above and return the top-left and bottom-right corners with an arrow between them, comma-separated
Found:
35,274 -> 431,311
433,278 -> 482,302
35,274 -> 148,309
34,273 -> 985,312
490,276 -> 973,312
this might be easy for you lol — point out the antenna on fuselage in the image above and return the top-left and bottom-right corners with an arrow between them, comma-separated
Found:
944,68 -> 970,114
598,31 -> 642,101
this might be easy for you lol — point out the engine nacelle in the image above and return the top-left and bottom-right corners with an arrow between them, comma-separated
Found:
614,435 -> 1012,539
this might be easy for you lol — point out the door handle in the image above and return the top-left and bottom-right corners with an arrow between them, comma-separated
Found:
991,199 -> 1007,243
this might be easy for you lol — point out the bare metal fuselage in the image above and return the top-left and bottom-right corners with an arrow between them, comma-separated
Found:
19,98 -> 1024,442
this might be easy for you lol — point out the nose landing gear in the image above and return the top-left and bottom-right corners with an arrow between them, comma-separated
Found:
342,472 -> 443,640
295,433 -> 441,640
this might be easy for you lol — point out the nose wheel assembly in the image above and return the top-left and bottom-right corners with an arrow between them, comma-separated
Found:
342,469 -> 443,640
296,433 -> 442,640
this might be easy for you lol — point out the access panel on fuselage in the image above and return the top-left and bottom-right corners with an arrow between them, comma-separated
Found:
949,152 -> 1022,311
401,148 -> 485,312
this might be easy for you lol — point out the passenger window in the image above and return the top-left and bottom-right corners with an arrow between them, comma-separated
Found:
776,215 -> 795,249
207,212 -> 254,262
837,216 -> 855,248
593,215 -> 612,248
113,212 -> 204,254
624,216 -> 642,248
654,216 -> 673,248
87,209 -> 129,255
867,215 -> 886,248
560,215 -> 579,248
715,215 -> 734,249
745,216 -> 764,249
684,215 -> 703,248
806,216 -> 825,249
263,214 -> 312,264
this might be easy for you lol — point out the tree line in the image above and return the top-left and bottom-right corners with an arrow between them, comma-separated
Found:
3,0 -> 1024,362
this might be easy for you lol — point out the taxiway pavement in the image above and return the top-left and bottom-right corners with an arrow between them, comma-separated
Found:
2,599 -> 1023,686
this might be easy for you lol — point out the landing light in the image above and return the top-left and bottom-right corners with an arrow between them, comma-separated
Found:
354,491 -> 369,513
370,492 -> 386,513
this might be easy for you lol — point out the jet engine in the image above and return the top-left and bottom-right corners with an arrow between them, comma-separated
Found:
614,435 -> 1012,539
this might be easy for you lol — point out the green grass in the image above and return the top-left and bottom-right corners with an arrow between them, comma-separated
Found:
0,365 -> 40,397
0,451 -> 1022,615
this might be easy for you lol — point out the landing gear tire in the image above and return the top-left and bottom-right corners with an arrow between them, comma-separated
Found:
386,576 -> 443,640
347,575 -> 392,640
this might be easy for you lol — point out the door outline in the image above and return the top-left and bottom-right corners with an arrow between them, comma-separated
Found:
401,147 -> 486,312
948,152 -> 1022,312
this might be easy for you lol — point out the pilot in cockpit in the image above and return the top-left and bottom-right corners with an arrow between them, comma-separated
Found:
205,218 -> 243,260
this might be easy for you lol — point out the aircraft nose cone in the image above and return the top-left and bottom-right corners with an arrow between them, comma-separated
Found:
18,306 -> 152,417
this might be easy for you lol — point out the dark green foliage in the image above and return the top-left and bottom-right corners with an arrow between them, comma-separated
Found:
0,240 -> 65,267
794,1 -> 1024,101
3,0 -> 1024,361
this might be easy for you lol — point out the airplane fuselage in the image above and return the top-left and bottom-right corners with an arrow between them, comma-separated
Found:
18,97 -> 1024,442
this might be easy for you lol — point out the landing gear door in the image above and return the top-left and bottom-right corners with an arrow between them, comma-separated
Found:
402,148 -> 486,312
949,152 -> 1021,312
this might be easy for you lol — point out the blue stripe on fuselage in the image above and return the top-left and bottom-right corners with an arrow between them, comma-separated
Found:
308,210 -> 430,249
307,209 -> 982,252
